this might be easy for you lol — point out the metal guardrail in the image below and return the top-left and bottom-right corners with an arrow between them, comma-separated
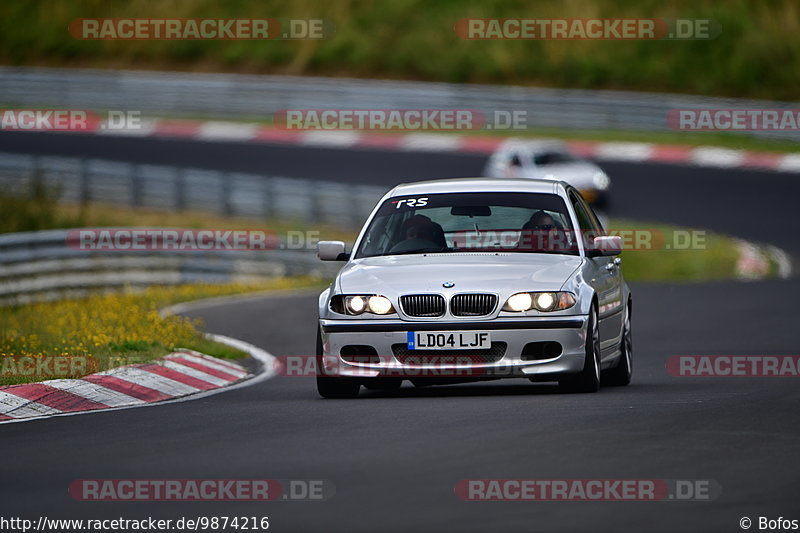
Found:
0,229 -> 341,305
1,66 -> 799,141
0,152 -> 386,228
0,151 -> 381,305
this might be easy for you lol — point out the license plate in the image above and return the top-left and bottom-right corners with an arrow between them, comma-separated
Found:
407,331 -> 491,350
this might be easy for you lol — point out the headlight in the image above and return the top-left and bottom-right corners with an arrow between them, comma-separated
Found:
367,295 -> 394,315
345,295 -> 367,314
592,171 -> 610,190
502,292 -> 576,312
533,292 -> 555,311
334,295 -> 396,316
505,292 -> 533,312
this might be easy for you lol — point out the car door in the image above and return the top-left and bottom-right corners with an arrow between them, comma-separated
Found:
568,190 -> 623,356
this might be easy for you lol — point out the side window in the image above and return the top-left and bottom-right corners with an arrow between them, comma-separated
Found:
569,191 -> 603,253
575,193 -> 605,235
361,212 -> 407,255
568,192 -> 594,232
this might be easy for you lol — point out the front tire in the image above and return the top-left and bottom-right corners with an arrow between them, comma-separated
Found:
604,301 -> 632,386
315,325 -> 360,399
560,305 -> 601,393
316,376 -> 361,399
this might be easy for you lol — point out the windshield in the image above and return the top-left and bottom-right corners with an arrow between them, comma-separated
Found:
533,150 -> 579,166
355,192 -> 579,258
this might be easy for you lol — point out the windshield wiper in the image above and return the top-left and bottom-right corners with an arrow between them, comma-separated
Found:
389,246 -> 451,256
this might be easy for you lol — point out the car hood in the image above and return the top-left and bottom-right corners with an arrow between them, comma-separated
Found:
337,253 -> 582,296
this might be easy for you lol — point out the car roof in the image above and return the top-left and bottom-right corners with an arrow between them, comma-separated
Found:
501,138 -> 569,153
388,177 -> 567,197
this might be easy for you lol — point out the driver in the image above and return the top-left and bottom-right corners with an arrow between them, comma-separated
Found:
519,211 -> 569,252
524,210 -> 558,231
388,215 -> 447,253
405,219 -> 438,242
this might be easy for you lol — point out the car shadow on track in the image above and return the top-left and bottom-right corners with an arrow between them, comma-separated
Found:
356,380 -> 635,399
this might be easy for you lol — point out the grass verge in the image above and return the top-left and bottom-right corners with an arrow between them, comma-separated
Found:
0,277 -> 326,387
610,219 -> 743,282
1,0 -> 798,100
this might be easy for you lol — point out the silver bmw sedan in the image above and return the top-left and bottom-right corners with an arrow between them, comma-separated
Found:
315,178 -> 632,398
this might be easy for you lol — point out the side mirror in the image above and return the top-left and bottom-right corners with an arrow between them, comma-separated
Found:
588,235 -> 622,257
317,241 -> 349,261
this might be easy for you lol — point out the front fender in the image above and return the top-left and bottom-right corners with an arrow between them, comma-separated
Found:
318,287 -> 332,318
622,280 -> 631,310
561,267 -> 596,315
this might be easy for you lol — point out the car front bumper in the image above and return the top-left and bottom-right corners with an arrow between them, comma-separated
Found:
319,316 -> 589,380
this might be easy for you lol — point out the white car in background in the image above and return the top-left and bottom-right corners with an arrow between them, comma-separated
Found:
484,139 -> 611,209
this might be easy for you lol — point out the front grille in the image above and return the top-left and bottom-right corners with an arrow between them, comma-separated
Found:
450,293 -> 498,317
400,294 -> 446,317
391,342 -> 507,364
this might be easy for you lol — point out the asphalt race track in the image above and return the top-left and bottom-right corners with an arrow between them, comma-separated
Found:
1,131 -> 799,532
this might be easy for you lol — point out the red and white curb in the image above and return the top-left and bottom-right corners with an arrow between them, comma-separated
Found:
73,118 -> 800,173
0,334 -> 275,425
